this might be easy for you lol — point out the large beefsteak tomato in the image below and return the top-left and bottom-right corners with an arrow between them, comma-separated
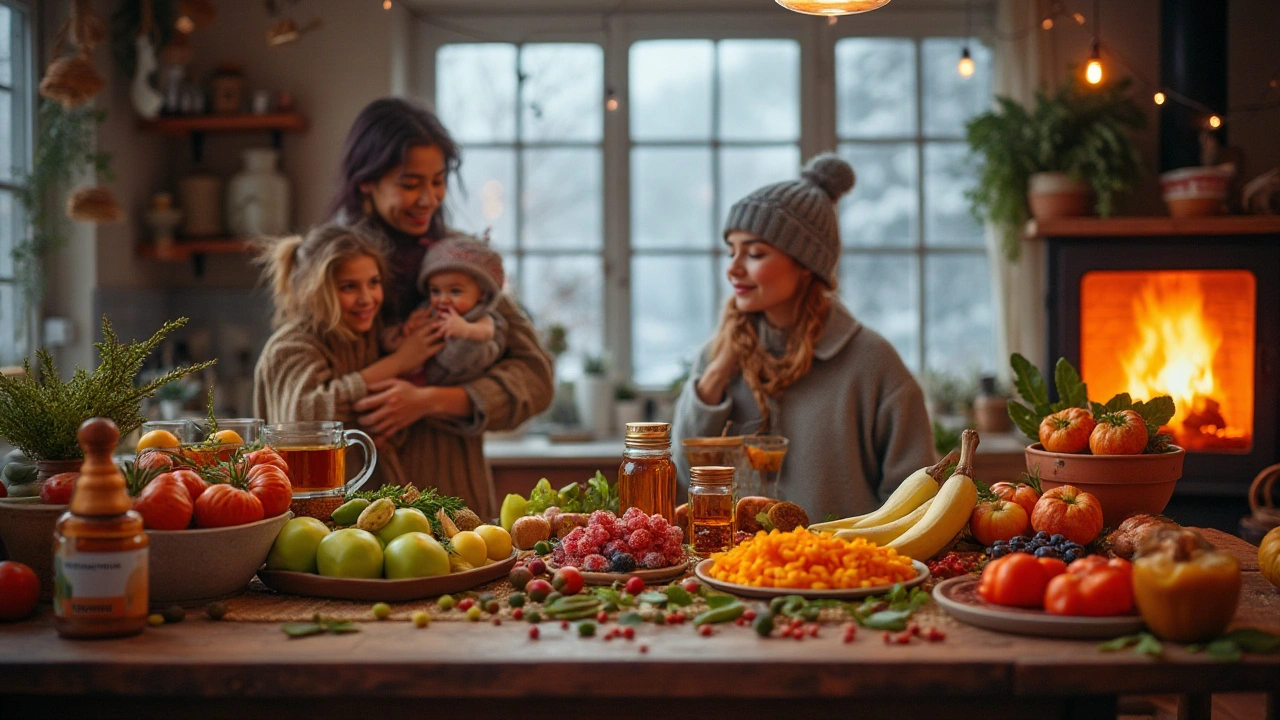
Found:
247,464 -> 292,518
990,481 -> 1040,517
194,483 -> 264,528
170,468 -> 210,502
133,474 -> 194,530
1089,410 -> 1148,455
246,446 -> 290,474
40,472 -> 77,505
1030,485 -> 1104,545
136,450 -> 175,472
1039,408 -> 1096,454
969,499 -> 1029,546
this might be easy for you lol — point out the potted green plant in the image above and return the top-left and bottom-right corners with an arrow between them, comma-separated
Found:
966,76 -> 1146,261
613,382 -> 645,433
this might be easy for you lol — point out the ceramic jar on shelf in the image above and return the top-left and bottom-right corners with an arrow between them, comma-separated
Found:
227,148 -> 291,238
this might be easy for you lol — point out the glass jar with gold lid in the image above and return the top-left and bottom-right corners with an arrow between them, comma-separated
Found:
618,422 -> 676,523
689,465 -> 735,554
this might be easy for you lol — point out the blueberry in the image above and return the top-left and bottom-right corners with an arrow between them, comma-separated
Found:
1050,534 -> 1066,545
1033,546 -> 1060,559
1063,550 -> 1081,564
990,547 -> 1009,559
992,540 -> 1007,548
1034,531 -> 1050,541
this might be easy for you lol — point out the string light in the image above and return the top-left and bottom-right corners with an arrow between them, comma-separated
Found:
605,88 -> 619,112
957,0 -> 974,78
1085,41 -> 1103,84
1073,12 -> 1085,25
1041,17 -> 1054,30
1154,92 -> 1166,105
1208,115 -> 1222,129
383,0 -> 391,9
958,47 -> 975,78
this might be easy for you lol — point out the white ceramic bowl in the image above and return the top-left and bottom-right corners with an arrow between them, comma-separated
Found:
147,512 -> 292,607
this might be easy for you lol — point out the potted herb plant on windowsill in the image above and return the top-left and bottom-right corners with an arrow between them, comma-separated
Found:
966,76 -> 1146,262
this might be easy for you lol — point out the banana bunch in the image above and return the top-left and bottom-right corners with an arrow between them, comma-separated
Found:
811,431 -> 981,561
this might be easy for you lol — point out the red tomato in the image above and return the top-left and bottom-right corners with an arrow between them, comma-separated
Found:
40,472 -> 77,505
246,464 -> 293,518
0,482 -> 7,498
969,499 -> 1029,546
0,561 -> 40,621
1044,557 -> 1135,616
194,483 -> 264,528
170,468 -> 210,502
135,450 -> 175,473
990,481 -> 1040,517
246,447 -> 290,475
1039,407 -> 1096,454
978,553 -> 1066,608
552,566 -> 584,596
1089,410 -> 1149,455
1031,485 -> 1104,545
133,474 -> 194,531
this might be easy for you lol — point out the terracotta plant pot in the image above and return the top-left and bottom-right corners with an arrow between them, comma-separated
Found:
1028,171 -> 1093,219
1160,166 -> 1231,218
1025,444 -> 1185,527
36,458 -> 83,484
0,497 -> 68,602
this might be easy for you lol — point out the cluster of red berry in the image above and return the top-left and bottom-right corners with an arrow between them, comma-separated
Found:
552,508 -> 685,572
926,552 -> 984,580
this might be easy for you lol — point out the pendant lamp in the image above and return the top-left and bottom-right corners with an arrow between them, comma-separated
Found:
775,0 -> 893,16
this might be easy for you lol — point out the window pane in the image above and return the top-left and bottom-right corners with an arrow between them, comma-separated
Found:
630,40 -> 713,141
0,90 -> 10,182
924,253 -> 994,375
519,255 -> 603,382
632,255 -> 716,386
836,38 -> 916,139
923,142 -> 983,247
0,191 -> 12,278
718,145 -> 800,226
631,147 -> 713,250
718,40 -> 800,141
922,38 -> 993,138
437,44 -> 517,143
839,142 -> 916,248
522,148 -> 602,250
840,253 -> 919,372
451,148 -> 515,251
521,44 -> 603,143
0,7 -> 10,86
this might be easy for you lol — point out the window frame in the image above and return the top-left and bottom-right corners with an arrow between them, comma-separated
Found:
0,0 -> 34,366
416,5 -> 983,387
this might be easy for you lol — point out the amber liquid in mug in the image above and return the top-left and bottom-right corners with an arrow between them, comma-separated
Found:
276,446 -> 345,494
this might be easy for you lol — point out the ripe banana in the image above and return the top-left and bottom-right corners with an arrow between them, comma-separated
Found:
833,497 -> 934,546
808,449 -> 958,533
887,430 -> 980,561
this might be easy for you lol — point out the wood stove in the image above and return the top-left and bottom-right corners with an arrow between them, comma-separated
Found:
1038,216 -> 1280,496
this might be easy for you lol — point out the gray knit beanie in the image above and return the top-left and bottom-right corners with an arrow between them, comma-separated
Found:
418,233 -> 505,299
722,153 -> 855,287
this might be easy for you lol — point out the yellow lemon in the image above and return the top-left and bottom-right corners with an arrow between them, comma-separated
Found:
211,429 -> 243,445
451,531 -> 488,568
474,524 -> 513,561
137,429 -> 181,452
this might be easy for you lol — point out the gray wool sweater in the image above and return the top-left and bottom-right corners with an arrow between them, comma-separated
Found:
672,302 -> 937,522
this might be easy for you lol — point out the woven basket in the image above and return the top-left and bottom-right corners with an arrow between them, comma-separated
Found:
1241,463 -> 1280,544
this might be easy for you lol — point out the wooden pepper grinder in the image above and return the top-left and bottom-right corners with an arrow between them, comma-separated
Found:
53,418 -> 149,639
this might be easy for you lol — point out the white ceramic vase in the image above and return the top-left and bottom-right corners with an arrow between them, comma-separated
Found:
575,375 -> 614,439
614,399 -> 645,436
227,148 -> 291,238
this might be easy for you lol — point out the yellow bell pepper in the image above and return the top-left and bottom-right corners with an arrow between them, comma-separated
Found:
1132,528 -> 1241,643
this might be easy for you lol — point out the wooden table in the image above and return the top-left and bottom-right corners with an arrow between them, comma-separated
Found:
3,530 -> 1277,720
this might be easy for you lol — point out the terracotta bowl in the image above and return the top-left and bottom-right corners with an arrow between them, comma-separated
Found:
148,512 -> 292,607
0,497 -> 68,602
1024,444 -> 1185,527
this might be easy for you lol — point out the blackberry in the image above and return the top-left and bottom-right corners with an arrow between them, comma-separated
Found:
609,553 -> 638,573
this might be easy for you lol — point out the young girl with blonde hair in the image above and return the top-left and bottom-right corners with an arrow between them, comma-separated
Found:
252,223 -> 442,487
672,155 -> 937,521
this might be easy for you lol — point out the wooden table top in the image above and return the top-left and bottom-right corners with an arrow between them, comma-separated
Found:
2,529 -> 1277,714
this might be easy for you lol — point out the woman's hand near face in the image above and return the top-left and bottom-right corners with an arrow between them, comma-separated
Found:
695,342 -> 740,405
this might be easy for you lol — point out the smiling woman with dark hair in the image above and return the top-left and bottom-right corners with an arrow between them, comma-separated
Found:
324,97 -> 554,516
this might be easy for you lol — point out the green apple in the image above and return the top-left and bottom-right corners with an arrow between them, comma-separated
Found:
316,528 -> 384,579
375,507 -> 433,545
500,493 -> 527,531
265,516 -> 331,573
383,532 -> 450,579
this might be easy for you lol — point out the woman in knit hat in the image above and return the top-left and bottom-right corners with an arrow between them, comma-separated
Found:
672,154 -> 936,522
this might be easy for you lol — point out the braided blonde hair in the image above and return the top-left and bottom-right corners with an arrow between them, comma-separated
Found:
709,278 -> 835,432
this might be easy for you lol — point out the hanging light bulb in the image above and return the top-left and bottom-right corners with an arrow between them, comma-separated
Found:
383,0 -> 391,8
1154,92 -> 1166,105
1085,41 -> 1103,84
774,0 -> 893,17
958,47 -> 975,78
605,88 -> 619,112
1073,12 -> 1086,25
1208,115 -> 1222,129
1041,16 -> 1055,30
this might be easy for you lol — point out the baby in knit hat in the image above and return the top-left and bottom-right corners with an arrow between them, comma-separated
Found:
381,233 -> 508,386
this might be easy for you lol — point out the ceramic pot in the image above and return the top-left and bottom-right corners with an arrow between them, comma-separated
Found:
1025,443 -> 1185,527
227,148 -> 291,238
1028,171 -> 1093,219
1160,166 -> 1231,218
0,497 -> 67,602
147,512 -> 292,606
614,398 -> 645,435
575,375 -> 613,439
37,458 -> 83,484
178,172 -> 223,237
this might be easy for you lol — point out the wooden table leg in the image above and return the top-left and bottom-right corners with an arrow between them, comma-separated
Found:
1177,693 -> 1212,720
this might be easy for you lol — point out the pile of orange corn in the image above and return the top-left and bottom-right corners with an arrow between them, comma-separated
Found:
707,528 -> 916,590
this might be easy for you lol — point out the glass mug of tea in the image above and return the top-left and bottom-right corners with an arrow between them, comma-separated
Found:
263,421 -> 378,499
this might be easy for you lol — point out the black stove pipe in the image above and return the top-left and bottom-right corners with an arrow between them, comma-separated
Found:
1160,0 -> 1228,171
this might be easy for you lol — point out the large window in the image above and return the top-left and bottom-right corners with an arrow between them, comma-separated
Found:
0,1 -> 31,366
432,14 -> 995,387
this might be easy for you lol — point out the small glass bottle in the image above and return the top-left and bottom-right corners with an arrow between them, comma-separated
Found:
689,466 -> 735,554
618,422 -> 676,524
53,418 -> 149,639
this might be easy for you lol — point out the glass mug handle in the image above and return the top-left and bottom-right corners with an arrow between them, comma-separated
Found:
339,429 -> 378,495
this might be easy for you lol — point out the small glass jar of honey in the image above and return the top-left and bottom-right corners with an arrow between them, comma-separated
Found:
689,466 -> 735,554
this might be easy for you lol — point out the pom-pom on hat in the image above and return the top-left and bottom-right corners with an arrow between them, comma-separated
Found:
722,153 -> 855,287
417,233 -> 505,300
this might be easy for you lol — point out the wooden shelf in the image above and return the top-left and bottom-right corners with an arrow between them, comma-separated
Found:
1026,215 -> 1280,238
137,113 -> 309,136
138,238 -> 254,261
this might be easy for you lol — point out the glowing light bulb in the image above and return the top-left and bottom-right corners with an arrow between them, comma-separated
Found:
1073,12 -> 1086,24
605,89 -> 619,112
1208,115 -> 1222,129
957,48 -> 975,78
383,0 -> 391,8
828,15 -> 838,25
175,15 -> 195,34
1154,92 -> 1166,105
1085,41 -> 1103,84
1041,17 -> 1055,30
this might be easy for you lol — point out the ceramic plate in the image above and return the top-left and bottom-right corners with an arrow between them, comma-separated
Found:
256,551 -> 517,602
932,576 -> 1146,639
693,558 -> 930,599
547,559 -> 691,586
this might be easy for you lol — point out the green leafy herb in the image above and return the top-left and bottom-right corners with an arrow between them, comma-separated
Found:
348,485 -> 467,529
705,594 -> 738,609
617,611 -> 644,626
637,591 -> 669,606
862,610 -> 912,631
1223,629 -> 1280,654
281,616 -> 362,638
524,472 -> 619,515
756,512 -> 777,532
281,623 -> 325,638
1098,632 -> 1162,658
664,585 -> 694,607
1206,639 -> 1243,662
